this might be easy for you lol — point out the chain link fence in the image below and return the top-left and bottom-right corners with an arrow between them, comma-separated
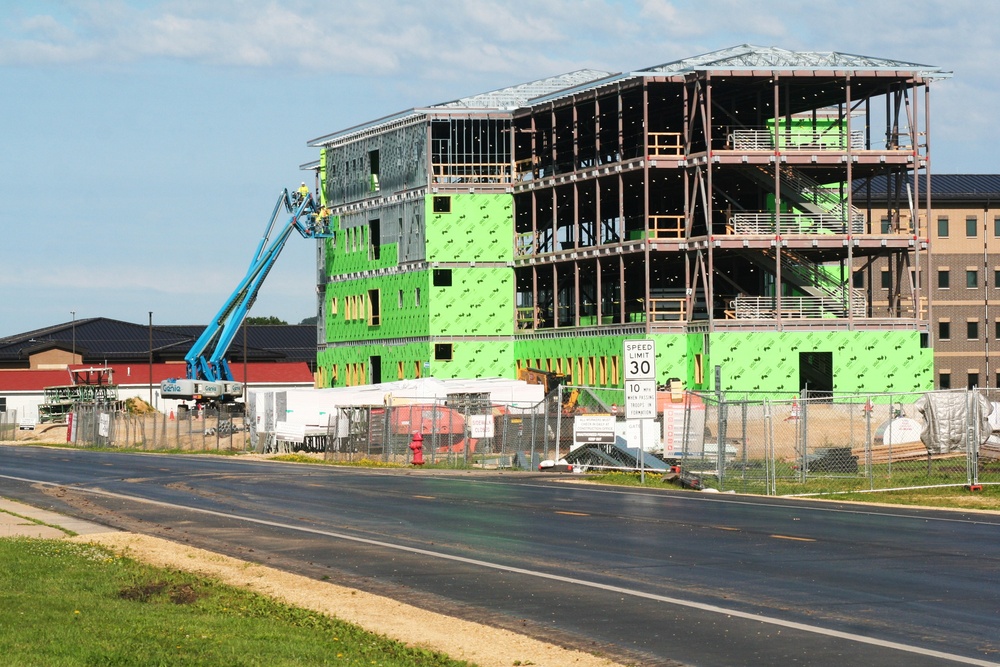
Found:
21,386 -> 1000,493
553,386 -> 1000,495
0,410 -> 19,441
68,404 -> 250,451
249,392 -> 558,469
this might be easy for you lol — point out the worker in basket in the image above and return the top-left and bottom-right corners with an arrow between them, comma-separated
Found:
295,182 -> 310,205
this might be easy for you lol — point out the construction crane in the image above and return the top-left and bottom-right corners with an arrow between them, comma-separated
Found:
160,188 -> 333,404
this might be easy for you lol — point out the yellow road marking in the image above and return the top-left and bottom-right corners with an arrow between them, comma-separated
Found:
713,525 -> 740,531
555,511 -> 590,516
770,534 -> 815,542
413,495 -> 436,499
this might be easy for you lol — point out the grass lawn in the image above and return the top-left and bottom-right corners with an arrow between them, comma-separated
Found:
0,537 -> 472,667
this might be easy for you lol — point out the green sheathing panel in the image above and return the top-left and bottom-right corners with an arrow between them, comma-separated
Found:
513,333 -> 693,387
324,226 -> 399,277
433,340 -> 515,379
317,340 -> 514,386
426,194 -> 513,262
324,270 -> 430,343
429,268 -> 513,336
707,330 -> 933,394
317,341 -> 427,387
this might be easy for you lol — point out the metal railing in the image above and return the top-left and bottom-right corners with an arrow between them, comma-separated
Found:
731,295 -> 867,319
730,128 -> 865,151
730,212 -> 865,235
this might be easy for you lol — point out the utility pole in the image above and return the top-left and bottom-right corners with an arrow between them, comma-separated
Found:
148,312 -> 154,406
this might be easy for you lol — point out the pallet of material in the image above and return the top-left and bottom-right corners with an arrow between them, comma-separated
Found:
852,441 -> 962,464
980,442 -> 1000,459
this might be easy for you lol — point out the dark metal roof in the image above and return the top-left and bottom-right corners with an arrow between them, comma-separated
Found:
854,174 -> 1000,201
0,318 -> 317,366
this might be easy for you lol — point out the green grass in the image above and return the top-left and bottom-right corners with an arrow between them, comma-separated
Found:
583,466 -> 1000,511
0,538 -> 473,667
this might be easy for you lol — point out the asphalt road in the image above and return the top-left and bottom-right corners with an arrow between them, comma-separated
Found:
2,444 -> 999,667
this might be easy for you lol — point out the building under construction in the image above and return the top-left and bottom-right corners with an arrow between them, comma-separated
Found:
308,45 -> 949,394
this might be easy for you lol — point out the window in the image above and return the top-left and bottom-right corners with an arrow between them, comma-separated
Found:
937,216 -> 949,238
996,320 -> 1000,340
880,270 -> 891,289
695,353 -> 705,384
0,397 -> 6,414
415,288 -> 421,307
966,215 -> 978,238
398,290 -> 403,308
331,296 -> 338,315
367,289 -> 380,326
968,372 -> 980,389
995,216 -> 1000,238
434,343 -> 453,361
369,219 -> 381,260
852,271 -> 864,288
880,216 -> 891,234
938,321 -> 951,340
995,269 -> 1000,289
369,150 -> 380,192
432,196 -> 451,213
397,361 -> 404,380
967,270 -> 979,289
433,269 -> 453,286
967,320 -> 979,340
937,269 -> 950,289
939,372 -> 951,389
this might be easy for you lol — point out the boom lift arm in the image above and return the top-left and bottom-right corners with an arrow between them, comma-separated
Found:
161,188 -> 333,404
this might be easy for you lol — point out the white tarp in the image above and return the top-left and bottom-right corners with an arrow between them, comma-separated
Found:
914,391 -> 993,454
248,378 -> 545,433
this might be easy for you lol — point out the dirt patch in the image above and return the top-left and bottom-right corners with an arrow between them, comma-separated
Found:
73,532 -> 625,667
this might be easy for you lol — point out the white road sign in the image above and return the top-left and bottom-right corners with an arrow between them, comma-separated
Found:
624,339 -> 657,419
623,339 -> 656,380
625,379 -> 657,420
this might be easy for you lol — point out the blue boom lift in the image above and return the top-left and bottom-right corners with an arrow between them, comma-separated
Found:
160,188 -> 333,404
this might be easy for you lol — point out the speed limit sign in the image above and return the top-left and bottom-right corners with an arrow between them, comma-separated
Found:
623,340 -> 656,419
623,340 -> 656,380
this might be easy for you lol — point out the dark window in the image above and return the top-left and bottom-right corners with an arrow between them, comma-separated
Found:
966,215 -> 978,237
434,343 -> 453,361
938,270 -> 950,289
940,372 -> 951,389
880,216 -> 892,234
995,216 -> 1000,237
0,397 -> 6,413
967,270 -> 979,289
433,269 -> 452,286
996,320 -> 1000,340
968,372 -> 980,389
995,269 -> 1000,288
852,272 -> 864,288
920,332 -> 930,348
937,216 -> 949,238
369,219 -> 380,260
938,321 -> 951,340
880,270 -> 891,289
433,196 -> 451,213
367,289 -> 380,326
967,321 -> 979,340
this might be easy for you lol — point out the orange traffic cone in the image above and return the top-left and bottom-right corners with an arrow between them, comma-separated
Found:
169,410 -> 175,420
787,399 -> 800,420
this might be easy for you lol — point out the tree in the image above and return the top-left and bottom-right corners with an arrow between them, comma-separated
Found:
298,316 -> 318,326
245,316 -> 287,325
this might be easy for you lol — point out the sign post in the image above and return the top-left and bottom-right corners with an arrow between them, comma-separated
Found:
623,339 -> 656,482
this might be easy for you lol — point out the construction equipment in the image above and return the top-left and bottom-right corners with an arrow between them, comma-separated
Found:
161,189 -> 333,404
516,367 -> 579,413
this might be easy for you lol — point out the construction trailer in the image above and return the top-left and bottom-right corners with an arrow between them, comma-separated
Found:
309,45 -> 948,396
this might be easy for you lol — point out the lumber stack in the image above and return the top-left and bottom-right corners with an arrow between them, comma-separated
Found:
852,441 -> 962,464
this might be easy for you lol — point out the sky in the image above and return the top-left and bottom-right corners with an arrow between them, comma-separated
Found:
1,0 -> 997,337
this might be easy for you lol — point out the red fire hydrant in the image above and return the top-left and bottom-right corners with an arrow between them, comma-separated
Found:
409,432 -> 425,466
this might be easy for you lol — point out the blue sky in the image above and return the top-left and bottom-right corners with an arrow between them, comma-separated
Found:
1,0 -> 996,336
